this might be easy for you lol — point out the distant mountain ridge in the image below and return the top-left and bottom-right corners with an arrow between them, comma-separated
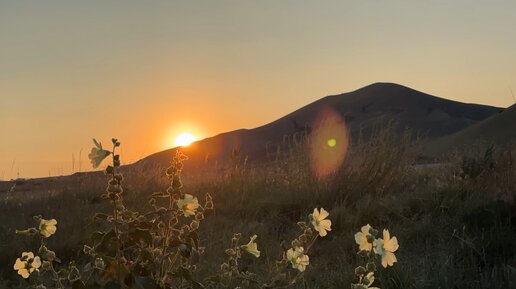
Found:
135,82 -> 503,170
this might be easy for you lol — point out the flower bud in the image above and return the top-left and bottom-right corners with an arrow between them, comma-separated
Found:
83,245 -> 94,255
195,213 -> 204,221
366,262 -> 376,272
220,263 -> 229,271
94,257 -> 105,270
114,173 -> 123,182
42,261 -> 52,271
41,249 -> 57,262
68,266 -> 81,282
228,258 -> 237,267
354,266 -> 366,276
105,165 -> 114,175
369,228 -> 378,237
190,220 -> 199,230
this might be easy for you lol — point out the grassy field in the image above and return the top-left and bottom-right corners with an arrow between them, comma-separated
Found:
1,130 -> 515,289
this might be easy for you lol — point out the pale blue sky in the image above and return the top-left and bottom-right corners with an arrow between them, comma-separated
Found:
1,0 -> 516,178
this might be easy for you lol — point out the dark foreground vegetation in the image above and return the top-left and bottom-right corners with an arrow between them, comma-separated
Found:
1,128 -> 515,289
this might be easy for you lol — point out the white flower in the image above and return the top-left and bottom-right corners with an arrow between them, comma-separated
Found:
355,224 -> 374,251
88,139 -> 111,168
286,246 -> 309,272
374,229 -> 399,268
309,208 -> 332,237
39,218 -> 57,238
13,252 -> 41,279
176,194 -> 200,217
242,235 -> 260,258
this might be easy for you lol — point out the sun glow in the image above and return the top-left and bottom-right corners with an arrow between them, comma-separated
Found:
175,132 -> 197,147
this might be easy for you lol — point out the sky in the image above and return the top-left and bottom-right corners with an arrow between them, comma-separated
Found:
1,0 -> 516,179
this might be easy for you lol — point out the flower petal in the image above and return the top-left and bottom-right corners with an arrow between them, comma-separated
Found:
387,251 -> 397,266
318,208 -> 329,220
312,208 -> 320,220
383,229 -> 391,242
32,257 -> 41,269
19,269 -> 30,279
384,236 -> 399,252
361,224 -> 371,234
22,252 -> 34,259
13,259 -> 25,270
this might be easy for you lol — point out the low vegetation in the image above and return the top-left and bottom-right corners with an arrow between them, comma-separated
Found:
0,128 -> 515,288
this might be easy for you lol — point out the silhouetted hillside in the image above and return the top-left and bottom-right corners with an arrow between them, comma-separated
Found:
135,83 -> 502,171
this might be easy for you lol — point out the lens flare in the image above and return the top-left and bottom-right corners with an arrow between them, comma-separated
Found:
327,138 -> 337,147
309,107 -> 349,178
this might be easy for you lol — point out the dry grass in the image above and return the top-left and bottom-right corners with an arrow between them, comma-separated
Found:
0,128 -> 515,288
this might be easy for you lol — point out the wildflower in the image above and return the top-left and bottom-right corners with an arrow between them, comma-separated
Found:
309,207 -> 332,237
13,252 -> 41,279
362,272 -> 379,288
355,224 -> 375,251
39,218 -> 57,238
374,229 -> 399,268
176,194 -> 199,217
286,246 -> 309,272
242,235 -> 260,258
88,139 -> 111,168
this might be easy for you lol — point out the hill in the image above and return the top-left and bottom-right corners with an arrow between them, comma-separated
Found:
135,83 -> 502,171
424,103 -> 516,156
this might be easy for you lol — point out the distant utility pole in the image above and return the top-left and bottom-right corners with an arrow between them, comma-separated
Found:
510,88 -> 516,104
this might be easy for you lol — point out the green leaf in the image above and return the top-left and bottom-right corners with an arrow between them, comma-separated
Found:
94,213 -> 110,221
93,138 -> 102,149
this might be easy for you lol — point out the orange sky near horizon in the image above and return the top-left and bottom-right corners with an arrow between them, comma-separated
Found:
1,1 -> 516,179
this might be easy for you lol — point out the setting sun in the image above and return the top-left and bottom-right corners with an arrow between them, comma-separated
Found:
175,132 -> 197,147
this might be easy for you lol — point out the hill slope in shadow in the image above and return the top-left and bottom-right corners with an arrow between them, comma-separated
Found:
424,103 -> 516,156
134,83 -> 502,171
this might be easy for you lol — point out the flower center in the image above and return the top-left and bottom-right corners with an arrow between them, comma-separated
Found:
183,204 -> 195,211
